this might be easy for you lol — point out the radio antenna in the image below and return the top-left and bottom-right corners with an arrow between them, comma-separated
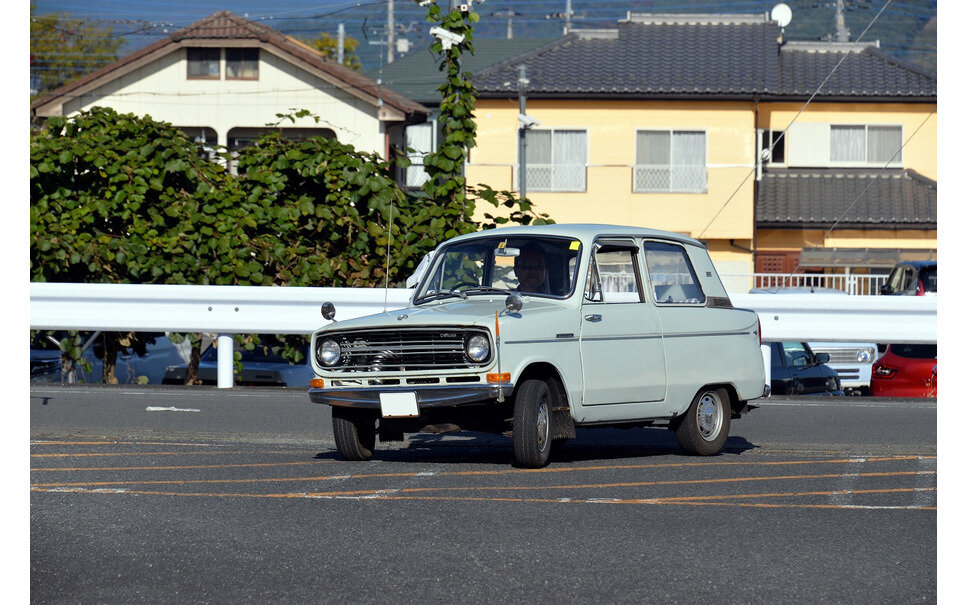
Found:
383,196 -> 393,312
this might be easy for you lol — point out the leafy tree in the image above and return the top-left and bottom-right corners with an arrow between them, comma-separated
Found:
30,4 -> 122,97
300,32 -> 362,70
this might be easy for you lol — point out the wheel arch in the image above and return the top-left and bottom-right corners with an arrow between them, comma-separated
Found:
512,361 -> 576,441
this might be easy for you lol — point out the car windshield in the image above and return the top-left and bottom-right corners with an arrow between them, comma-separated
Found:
920,266 -> 937,292
415,235 -> 583,303
890,344 -> 936,359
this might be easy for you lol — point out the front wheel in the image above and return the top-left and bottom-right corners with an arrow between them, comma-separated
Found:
675,388 -> 731,456
332,407 -> 377,461
512,379 -> 553,468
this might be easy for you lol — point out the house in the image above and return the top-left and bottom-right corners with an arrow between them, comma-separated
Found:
467,13 -> 937,291
366,38 -> 554,187
30,11 -> 430,166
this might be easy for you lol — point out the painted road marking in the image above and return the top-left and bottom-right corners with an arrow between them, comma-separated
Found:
31,461 -> 334,472
145,406 -> 201,413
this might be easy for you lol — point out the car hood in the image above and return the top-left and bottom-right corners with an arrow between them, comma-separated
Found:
316,296 -> 571,333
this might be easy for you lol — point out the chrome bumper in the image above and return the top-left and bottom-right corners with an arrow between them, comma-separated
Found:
309,384 -> 514,409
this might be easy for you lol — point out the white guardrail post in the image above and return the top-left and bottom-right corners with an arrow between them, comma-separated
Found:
30,284 -> 936,389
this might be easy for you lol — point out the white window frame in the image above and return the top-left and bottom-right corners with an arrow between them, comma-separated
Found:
633,129 -> 708,194
829,124 -> 904,166
520,128 -> 588,193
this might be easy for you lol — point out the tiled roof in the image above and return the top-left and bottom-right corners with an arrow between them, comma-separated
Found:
756,169 -> 937,228
366,38 -> 555,106
31,11 -> 429,117
474,14 -> 936,101
778,42 -> 937,98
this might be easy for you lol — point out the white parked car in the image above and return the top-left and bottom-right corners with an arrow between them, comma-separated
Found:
309,225 -> 766,467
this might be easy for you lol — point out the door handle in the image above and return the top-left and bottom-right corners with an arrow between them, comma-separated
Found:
584,314 -> 602,322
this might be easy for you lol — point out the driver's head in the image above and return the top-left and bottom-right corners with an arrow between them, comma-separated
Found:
514,243 -> 547,293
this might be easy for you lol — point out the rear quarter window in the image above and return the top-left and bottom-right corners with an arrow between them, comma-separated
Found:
643,241 -> 706,305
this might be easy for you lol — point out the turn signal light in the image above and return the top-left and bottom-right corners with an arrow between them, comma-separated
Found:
310,378 -> 325,388
486,373 -> 511,383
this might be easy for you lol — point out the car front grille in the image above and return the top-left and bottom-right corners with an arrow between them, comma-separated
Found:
321,328 -> 490,373
810,347 -> 868,365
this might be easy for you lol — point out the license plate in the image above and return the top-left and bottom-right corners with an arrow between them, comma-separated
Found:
379,392 -> 419,417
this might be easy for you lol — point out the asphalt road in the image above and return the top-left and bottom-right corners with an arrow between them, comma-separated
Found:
31,386 -> 936,603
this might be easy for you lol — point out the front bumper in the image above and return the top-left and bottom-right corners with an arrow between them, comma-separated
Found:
309,384 -> 514,409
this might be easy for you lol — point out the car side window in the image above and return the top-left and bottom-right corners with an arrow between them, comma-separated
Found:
780,342 -> 811,368
643,241 -> 706,304
584,245 -> 644,303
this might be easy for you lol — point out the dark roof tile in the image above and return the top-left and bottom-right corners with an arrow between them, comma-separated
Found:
756,168 -> 937,228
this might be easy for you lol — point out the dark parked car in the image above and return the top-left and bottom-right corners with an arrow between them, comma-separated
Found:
871,344 -> 937,398
163,341 -> 312,387
767,341 -> 844,396
880,261 -> 936,296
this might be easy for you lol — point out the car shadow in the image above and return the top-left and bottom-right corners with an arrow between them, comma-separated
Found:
314,428 -> 759,466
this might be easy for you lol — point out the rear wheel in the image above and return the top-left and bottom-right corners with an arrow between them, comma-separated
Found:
512,379 -> 553,468
675,388 -> 731,456
332,407 -> 377,461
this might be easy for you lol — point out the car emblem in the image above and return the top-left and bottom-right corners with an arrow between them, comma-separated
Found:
397,314 -> 408,321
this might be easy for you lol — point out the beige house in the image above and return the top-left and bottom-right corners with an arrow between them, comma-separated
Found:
468,14 -> 937,291
31,11 -> 429,163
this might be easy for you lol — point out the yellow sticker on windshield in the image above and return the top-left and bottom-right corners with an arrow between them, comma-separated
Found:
498,241 -> 506,248
569,240 -> 580,250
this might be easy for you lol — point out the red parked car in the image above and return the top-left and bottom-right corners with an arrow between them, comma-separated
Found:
870,344 -> 937,398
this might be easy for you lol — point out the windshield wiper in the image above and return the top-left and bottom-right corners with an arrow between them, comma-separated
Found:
456,286 -> 513,296
417,289 -> 467,303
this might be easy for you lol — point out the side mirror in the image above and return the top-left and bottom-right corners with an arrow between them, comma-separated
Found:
814,352 -> 830,365
879,285 -> 889,295
321,302 -> 336,321
504,293 -> 523,314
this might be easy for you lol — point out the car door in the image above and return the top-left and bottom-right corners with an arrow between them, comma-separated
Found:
778,342 -> 826,394
579,240 -> 666,405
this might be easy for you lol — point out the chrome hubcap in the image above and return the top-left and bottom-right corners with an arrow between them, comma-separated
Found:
697,392 -> 723,442
536,400 -> 549,450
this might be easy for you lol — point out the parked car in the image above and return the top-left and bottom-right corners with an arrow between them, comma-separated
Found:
163,340 -> 313,387
766,341 -> 844,396
308,224 -> 766,468
30,332 -> 191,384
750,287 -> 877,394
879,261 -> 937,296
870,344 -> 937,397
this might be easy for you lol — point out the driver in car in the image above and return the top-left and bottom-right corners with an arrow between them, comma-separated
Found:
513,244 -> 549,294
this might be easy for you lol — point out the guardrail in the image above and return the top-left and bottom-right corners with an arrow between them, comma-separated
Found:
30,283 -> 936,389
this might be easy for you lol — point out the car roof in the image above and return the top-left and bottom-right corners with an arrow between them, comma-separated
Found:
896,260 -> 937,270
443,224 -> 704,248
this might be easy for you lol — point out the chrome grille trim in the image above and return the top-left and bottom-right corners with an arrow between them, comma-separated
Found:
321,328 -> 491,373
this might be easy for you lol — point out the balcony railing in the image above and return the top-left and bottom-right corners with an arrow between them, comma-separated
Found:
720,273 -> 889,296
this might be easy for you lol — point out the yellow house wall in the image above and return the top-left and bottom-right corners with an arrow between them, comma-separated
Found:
758,102 -> 937,180
756,228 -> 937,251
469,99 -> 756,241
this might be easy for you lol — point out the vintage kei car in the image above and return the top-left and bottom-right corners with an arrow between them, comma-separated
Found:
308,225 -> 766,467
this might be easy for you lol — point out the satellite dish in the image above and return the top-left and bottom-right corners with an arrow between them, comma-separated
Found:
771,3 -> 793,28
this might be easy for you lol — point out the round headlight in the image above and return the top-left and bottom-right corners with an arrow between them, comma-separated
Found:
465,334 -> 490,362
857,349 -> 873,363
317,339 -> 341,367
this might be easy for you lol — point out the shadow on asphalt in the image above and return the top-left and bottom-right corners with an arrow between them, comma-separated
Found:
314,429 -> 759,466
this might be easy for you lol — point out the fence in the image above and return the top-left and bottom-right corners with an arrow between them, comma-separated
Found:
30,283 -> 936,389
720,273 -> 889,296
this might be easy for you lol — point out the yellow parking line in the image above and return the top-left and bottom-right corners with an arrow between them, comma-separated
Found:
31,469 -> 935,490
31,451 -> 253,458
30,440 -> 220,447
28,487 -> 936,511
31,461 -> 333,472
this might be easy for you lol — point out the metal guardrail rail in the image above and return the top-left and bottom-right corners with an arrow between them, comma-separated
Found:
30,283 -> 936,388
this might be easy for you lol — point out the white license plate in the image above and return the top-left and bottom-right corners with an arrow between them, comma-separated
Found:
379,392 -> 419,417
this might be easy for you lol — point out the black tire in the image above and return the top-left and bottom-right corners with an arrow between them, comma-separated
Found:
675,387 -> 731,456
332,406 -> 376,461
512,379 -> 553,468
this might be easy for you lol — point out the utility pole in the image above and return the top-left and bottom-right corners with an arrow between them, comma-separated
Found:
492,10 -> 516,39
387,0 -> 395,63
565,0 -> 572,34
337,23 -> 345,65
517,64 -> 529,199
834,0 -> 850,42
